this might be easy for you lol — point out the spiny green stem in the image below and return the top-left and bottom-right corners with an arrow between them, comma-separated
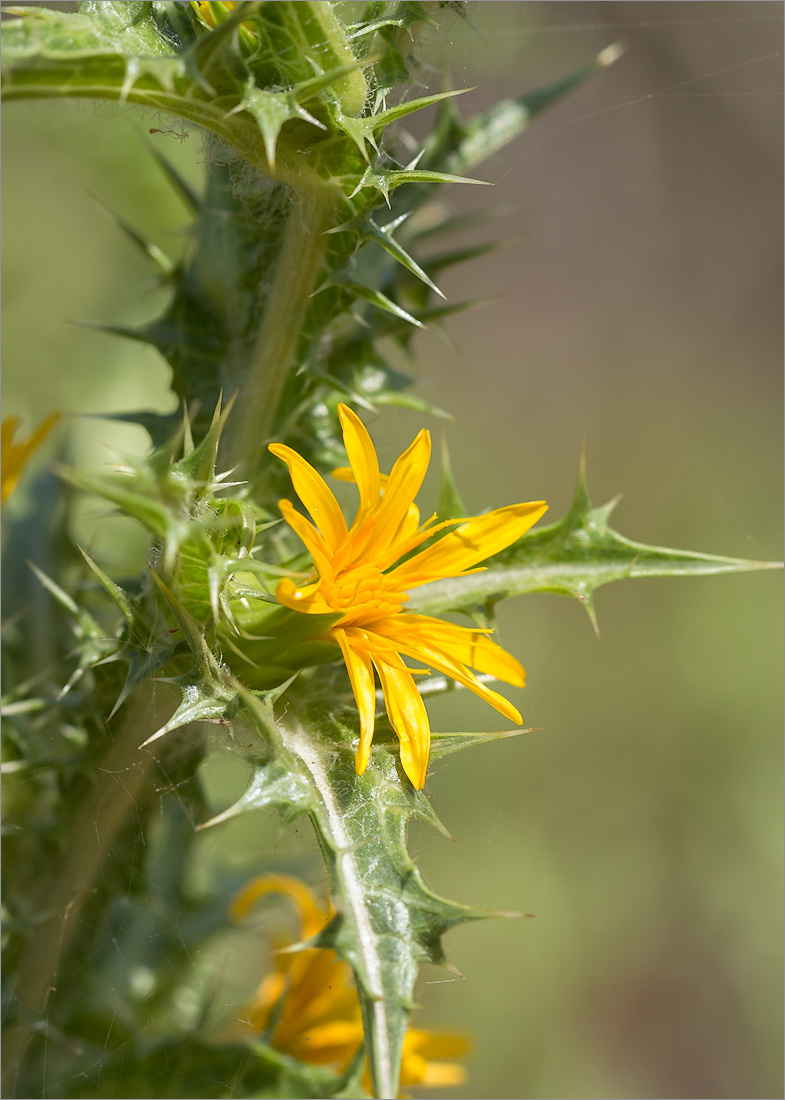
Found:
1,683 -> 178,1099
224,185 -> 335,477
303,0 -> 368,116
278,709 -> 400,1100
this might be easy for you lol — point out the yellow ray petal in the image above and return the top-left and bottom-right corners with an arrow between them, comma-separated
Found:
393,502 -> 421,545
392,500 -> 548,586
278,499 -> 335,580
276,953 -> 353,1035
285,1018 -> 363,1065
362,429 -> 431,558
334,628 -> 377,774
369,514 -> 460,574
406,1029 -> 471,1061
342,625 -> 399,658
2,412 -> 59,504
417,1061 -> 469,1088
337,404 -> 381,516
275,577 -> 332,614
372,622 -> 523,725
239,970 -> 285,1031
330,465 -> 355,483
388,614 -> 525,686
269,443 -> 348,551
332,467 -> 390,490
373,657 -> 430,789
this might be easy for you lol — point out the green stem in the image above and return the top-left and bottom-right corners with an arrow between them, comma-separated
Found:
284,725 -> 395,1098
302,0 -> 368,117
224,184 -> 335,476
1,683 -> 178,1099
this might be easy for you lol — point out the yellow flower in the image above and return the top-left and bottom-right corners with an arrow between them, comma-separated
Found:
230,874 -> 469,1094
1,414 -> 59,505
194,1 -> 236,28
269,404 -> 547,788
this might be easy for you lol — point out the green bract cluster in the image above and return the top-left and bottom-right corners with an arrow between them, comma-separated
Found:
1,4 -> 778,1099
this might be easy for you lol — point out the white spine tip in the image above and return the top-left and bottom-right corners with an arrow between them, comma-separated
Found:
599,42 -> 625,67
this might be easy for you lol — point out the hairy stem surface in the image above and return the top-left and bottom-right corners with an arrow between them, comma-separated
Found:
224,185 -> 335,476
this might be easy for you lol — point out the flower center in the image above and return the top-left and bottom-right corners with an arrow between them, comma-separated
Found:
320,564 -> 408,625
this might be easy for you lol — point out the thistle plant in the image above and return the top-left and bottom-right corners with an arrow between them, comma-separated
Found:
1,4 -> 780,1099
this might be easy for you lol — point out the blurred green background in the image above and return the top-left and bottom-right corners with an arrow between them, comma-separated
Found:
3,3 -> 782,1098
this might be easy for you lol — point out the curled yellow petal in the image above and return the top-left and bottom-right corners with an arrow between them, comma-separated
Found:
337,403 -> 381,517
374,619 -> 523,725
332,465 -> 390,491
229,872 -> 328,940
275,576 -> 332,614
333,628 -> 377,774
373,657 -> 430,789
393,500 -> 549,586
362,428 -> 431,559
390,614 -> 525,686
268,443 -> 348,551
278,498 -> 335,581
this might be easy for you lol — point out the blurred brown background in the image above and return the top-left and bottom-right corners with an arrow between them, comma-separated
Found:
2,3 -> 782,1098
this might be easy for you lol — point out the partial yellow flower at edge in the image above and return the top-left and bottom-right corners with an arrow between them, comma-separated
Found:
1,413 -> 60,505
194,1 -> 236,28
229,874 -> 470,1095
268,404 -> 547,789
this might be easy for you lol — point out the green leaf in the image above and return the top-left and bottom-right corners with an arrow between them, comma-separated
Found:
149,568 -> 225,681
371,388 -> 453,420
1,3 -> 186,94
367,217 -> 445,298
218,682 -> 496,1100
351,0 -> 435,99
343,281 -> 424,328
444,42 -> 624,175
147,142 -> 202,214
196,752 -> 314,830
337,87 -> 469,159
417,234 -> 523,280
106,638 -> 177,720
411,452 -> 782,628
88,191 -> 174,274
368,86 -> 469,131
238,82 -> 323,172
1,3 -> 266,176
171,393 -> 234,488
77,545 -> 136,629
350,161 -> 489,205
58,465 -> 178,542
25,561 -> 119,703
429,728 -> 533,760
140,680 -> 236,748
